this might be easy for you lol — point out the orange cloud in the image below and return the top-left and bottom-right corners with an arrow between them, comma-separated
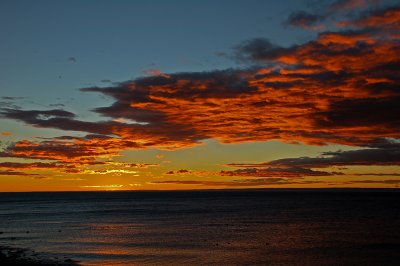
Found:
329,0 -> 369,11
3,6 -> 399,152
142,68 -> 171,78
80,184 -> 124,190
339,6 -> 400,28
0,5 -> 399,181
0,136 -> 160,176
1,132 -> 12,136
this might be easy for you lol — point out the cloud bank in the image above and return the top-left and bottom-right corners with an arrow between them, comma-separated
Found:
1,4 -> 399,186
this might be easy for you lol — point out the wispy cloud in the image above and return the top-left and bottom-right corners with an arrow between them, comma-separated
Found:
220,167 -> 342,178
0,170 -> 39,176
82,169 -> 139,176
152,178 -> 324,187
0,161 -> 67,169
224,139 -> 400,179
284,11 -> 325,30
1,132 -> 12,136
68,57 -> 77,63
80,184 -> 124,190
284,0 -> 382,30
344,179 -> 400,184
329,0 -> 373,11
165,169 -> 192,175
238,139 -> 400,169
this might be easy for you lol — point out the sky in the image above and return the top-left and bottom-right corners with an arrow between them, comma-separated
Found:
0,0 -> 399,191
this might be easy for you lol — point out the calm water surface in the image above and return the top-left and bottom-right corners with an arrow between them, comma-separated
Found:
0,189 -> 399,265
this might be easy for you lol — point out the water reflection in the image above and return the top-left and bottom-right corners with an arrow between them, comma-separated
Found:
0,190 -> 399,265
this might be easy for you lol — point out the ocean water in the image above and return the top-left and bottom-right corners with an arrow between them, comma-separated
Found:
0,189 -> 399,265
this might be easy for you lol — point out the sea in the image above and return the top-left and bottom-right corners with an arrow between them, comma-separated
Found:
0,189 -> 399,265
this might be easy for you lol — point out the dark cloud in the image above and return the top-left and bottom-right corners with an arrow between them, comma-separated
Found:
233,38 -> 287,62
284,11 -> 324,29
0,162 -> 67,169
164,169 -> 192,175
1,96 -> 25,100
0,170 -> 38,176
152,178 -> 325,187
177,169 -> 190,174
0,108 -> 115,135
68,57 -> 77,63
228,139 -> 400,169
353,173 -> 400,176
32,176 -> 52,180
284,0 -> 381,30
313,97 -> 400,128
0,161 -> 81,175
220,167 -> 341,178
344,179 -> 400,184
0,108 -> 75,120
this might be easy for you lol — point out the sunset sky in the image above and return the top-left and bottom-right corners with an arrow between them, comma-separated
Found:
1,0 -> 399,191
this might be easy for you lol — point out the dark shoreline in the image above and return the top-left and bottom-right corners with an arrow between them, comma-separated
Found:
0,246 -> 80,266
